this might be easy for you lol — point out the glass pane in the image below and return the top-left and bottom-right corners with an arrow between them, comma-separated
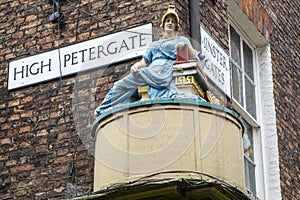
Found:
231,63 -> 244,106
244,159 -> 250,187
230,26 -> 241,66
243,120 -> 254,160
243,41 -> 254,81
245,78 -> 257,119
244,159 -> 257,194
243,120 -> 256,194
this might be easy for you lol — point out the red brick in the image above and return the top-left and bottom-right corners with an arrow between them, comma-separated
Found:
36,129 -> 48,137
0,138 -> 11,145
8,114 -> 20,121
25,15 -> 37,22
57,132 -> 69,141
19,126 -> 31,133
11,164 -> 35,174
0,153 -> 9,161
5,159 -> 17,167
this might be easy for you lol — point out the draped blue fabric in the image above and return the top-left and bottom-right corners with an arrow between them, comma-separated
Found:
95,36 -> 203,115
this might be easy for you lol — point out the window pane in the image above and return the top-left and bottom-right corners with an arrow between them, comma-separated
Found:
243,120 -> 256,194
244,159 -> 257,194
231,62 -> 244,106
243,41 -> 254,81
245,78 -> 257,119
243,121 -> 254,160
230,26 -> 241,66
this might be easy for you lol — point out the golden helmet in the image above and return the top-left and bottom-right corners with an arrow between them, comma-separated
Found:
160,5 -> 180,31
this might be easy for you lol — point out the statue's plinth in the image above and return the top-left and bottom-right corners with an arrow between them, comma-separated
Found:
92,99 -> 245,194
138,62 -> 213,102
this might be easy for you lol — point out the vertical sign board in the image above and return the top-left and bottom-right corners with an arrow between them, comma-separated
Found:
200,26 -> 231,97
8,23 -> 153,90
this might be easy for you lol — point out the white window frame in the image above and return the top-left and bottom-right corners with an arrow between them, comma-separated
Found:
227,1 -> 282,199
229,21 -> 264,198
229,23 -> 260,128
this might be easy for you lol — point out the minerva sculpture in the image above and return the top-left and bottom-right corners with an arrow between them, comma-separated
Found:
94,5 -> 208,116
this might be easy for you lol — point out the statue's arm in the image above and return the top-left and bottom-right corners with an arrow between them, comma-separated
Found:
130,58 -> 148,75
186,44 -> 208,83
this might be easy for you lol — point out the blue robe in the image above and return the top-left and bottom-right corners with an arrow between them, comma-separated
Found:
95,36 -> 202,115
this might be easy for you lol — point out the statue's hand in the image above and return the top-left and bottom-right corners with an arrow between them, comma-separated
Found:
130,62 -> 140,75
130,59 -> 147,75
176,42 -> 185,51
94,110 -> 99,117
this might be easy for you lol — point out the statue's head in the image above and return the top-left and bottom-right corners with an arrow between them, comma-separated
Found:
160,5 -> 180,31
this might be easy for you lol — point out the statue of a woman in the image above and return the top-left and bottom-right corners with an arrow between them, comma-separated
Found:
94,5 -> 207,116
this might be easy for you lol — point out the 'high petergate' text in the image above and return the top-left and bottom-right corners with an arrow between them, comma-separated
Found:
63,35 -> 147,68
8,23 -> 153,90
14,59 -> 52,80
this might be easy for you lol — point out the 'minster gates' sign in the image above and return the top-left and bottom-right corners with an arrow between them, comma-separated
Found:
8,23 -> 153,90
201,26 -> 231,97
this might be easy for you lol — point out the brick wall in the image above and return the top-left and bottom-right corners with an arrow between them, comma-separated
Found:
262,1 -> 300,199
235,0 -> 271,41
0,0 -> 193,199
1,0 -> 298,199
1,1 -> 191,199
200,0 -> 229,51
231,0 -> 300,199
199,0 -> 230,106
200,0 -> 300,199
229,0 -> 300,198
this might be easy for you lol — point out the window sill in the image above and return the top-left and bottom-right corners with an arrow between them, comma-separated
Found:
232,99 -> 260,128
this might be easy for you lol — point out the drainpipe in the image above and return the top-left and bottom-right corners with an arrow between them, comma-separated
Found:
189,0 -> 201,51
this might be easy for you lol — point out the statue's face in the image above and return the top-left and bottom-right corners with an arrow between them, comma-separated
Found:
164,16 -> 177,32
